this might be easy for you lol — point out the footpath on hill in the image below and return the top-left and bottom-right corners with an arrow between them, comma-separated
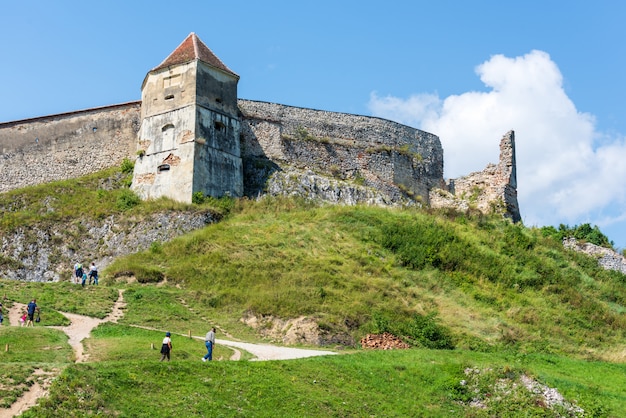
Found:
1,289 -> 336,416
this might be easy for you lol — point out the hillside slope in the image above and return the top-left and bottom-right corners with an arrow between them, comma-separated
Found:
105,198 -> 626,362
2,169 -> 626,416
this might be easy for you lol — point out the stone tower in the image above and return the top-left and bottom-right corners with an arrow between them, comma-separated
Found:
131,33 -> 243,203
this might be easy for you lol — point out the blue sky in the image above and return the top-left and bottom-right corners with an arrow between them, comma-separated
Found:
2,1 -> 626,247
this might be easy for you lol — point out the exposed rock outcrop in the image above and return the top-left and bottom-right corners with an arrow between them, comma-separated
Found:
241,312 -> 354,346
563,237 -> 626,274
0,210 -> 219,282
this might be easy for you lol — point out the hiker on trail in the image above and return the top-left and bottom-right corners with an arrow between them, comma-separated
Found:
88,262 -> 98,285
160,332 -> 172,362
81,270 -> 87,287
74,262 -> 83,284
26,299 -> 38,327
0,303 -> 3,326
202,327 -> 216,362
20,312 -> 27,327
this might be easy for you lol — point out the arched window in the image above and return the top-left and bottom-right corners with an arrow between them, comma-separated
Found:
162,124 -> 175,150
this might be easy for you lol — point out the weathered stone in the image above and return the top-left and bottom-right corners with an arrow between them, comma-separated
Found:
563,237 -> 626,274
0,33 -> 521,223
430,130 -> 520,222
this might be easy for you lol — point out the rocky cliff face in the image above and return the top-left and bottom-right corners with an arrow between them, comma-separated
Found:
0,210 -> 218,282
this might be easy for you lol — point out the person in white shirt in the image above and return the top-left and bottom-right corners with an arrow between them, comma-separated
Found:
88,262 -> 98,285
160,332 -> 172,361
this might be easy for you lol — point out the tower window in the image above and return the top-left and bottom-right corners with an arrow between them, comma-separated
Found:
215,97 -> 222,103
165,94 -> 175,100
214,121 -> 225,131
157,164 -> 170,173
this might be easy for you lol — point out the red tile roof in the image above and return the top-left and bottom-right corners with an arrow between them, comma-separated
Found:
151,33 -> 238,78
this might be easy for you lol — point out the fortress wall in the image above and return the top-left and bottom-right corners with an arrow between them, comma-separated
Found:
429,131 -> 520,222
0,102 -> 141,193
237,99 -> 444,200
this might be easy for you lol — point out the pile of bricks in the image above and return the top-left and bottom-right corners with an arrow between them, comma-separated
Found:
360,332 -> 410,350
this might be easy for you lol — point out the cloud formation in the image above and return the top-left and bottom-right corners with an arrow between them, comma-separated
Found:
368,50 -> 626,236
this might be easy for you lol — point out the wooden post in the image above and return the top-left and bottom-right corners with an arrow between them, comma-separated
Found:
5,344 -> 8,352
151,343 -> 154,350
188,330 -> 192,339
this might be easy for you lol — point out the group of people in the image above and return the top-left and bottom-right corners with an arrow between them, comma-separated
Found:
159,327 -> 217,362
74,262 -> 98,287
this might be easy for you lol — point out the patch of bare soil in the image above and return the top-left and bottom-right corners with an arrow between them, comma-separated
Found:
0,369 -> 58,418
7,302 -> 27,327
241,312 -> 354,346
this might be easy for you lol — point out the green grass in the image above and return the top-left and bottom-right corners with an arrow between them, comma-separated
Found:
2,168 -> 626,415
86,323 -> 234,362
0,327 -> 72,363
104,201 -> 626,360
0,280 -> 118,320
17,349 -> 626,417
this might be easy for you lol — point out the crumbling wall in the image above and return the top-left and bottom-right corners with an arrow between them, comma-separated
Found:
0,102 -> 141,193
429,131 -> 520,222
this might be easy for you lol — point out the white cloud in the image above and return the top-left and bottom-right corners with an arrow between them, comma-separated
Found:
368,50 -> 626,239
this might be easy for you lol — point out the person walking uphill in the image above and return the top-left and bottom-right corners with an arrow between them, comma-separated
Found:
88,262 -> 98,285
160,332 -> 172,362
74,262 -> 83,284
202,327 -> 216,362
26,299 -> 38,327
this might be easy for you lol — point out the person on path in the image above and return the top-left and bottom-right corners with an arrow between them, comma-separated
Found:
88,262 -> 98,285
26,299 -> 38,327
20,312 -> 27,327
160,332 -> 172,362
0,303 -> 3,326
81,270 -> 87,287
74,262 -> 83,284
202,327 -> 216,362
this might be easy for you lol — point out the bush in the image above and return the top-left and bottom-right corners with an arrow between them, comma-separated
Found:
541,223 -> 612,248
120,158 -> 135,174
116,189 -> 140,211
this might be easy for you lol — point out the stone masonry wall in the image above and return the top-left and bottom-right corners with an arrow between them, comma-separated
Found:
0,98 -> 518,221
429,131 -> 520,222
0,102 -> 141,193
238,99 -> 444,203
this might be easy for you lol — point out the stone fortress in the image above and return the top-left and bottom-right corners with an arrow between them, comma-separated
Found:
0,33 -> 520,222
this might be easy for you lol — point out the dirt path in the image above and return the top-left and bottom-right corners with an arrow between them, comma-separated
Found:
52,289 -> 126,363
214,338 -> 336,361
1,289 -> 336,416
7,302 -> 26,326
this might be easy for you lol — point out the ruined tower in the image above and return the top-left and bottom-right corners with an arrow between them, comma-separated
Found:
131,33 -> 243,202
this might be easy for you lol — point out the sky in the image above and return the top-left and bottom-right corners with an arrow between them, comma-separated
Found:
2,1 -> 626,247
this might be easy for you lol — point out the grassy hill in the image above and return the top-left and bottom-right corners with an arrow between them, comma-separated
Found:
1,167 -> 626,416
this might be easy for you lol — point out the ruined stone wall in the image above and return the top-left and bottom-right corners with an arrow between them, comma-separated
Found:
238,99 -> 444,203
0,102 -> 141,193
429,131 -> 520,222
